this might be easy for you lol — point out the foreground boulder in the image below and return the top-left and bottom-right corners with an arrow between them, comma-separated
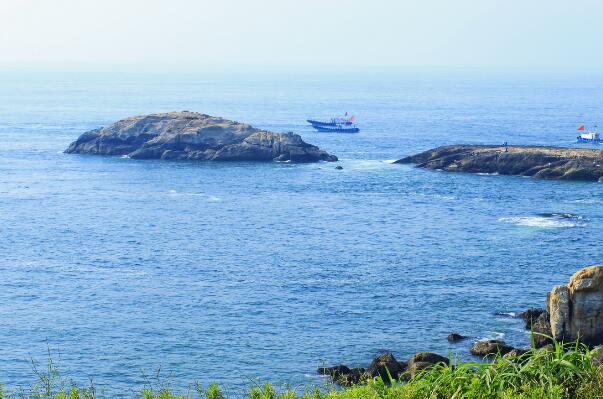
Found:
65,112 -> 337,163
395,145 -> 603,181
319,351 -> 448,385
470,340 -> 514,356
366,353 -> 406,382
548,265 -> 603,346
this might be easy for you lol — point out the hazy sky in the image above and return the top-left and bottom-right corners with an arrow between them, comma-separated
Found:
2,0 -> 602,69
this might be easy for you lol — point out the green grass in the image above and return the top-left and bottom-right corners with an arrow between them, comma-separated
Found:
2,341 -> 602,399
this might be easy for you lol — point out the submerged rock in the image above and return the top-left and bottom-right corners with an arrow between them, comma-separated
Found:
547,265 -> 603,346
396,145 -> 603,181
447,333 -> 468,342
65,112 -> 337,163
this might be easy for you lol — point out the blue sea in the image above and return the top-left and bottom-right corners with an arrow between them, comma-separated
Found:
1,68 -> 603,396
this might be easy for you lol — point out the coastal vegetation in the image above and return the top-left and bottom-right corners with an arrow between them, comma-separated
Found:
2,340 -> 602,399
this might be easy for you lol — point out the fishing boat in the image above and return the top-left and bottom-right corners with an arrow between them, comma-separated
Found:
307,113 -> 359,132
576,124 -> 603,143
307,118 -> 353,127
314,125 -> 360,133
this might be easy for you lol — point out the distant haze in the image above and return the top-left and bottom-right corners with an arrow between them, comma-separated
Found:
2,0 -> 602,70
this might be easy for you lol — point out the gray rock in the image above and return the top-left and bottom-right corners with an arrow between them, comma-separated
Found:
470,340 -> 514,357
520,308 -> 547,330
503,348 -> 530,359
532,311 -> 553,348
65,112 -> 337,163
408,352 -> 449,365
365,353 -> 406,382
447,333 -> 468,342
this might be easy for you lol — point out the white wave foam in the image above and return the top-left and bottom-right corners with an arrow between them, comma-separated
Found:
495,311 -> 518,318
480,331 -> 506,341
499,215 -> 581,228
167,190 -> 220,201
566,198 -> 602,205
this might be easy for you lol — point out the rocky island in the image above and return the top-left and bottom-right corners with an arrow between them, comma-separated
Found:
396,145 -> 603,181
65,111 -> 337,163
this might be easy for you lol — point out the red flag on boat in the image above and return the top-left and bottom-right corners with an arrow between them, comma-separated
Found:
348,115 -> 356,122
577,124 -> 585,131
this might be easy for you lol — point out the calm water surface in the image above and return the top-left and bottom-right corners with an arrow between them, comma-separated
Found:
1,69 -> 602,395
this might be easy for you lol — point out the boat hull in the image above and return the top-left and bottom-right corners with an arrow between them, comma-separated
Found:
577,136 -> 603,143
307,119 -> 352,127
313,126 -> 360,133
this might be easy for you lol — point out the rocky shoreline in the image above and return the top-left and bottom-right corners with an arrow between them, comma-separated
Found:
65,112 -> 337,163
396,145 -> 603,181
319,265 -> 603,385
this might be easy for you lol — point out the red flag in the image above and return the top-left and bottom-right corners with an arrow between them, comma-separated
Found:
348,115 -> 356,122
577,124 -> 585,131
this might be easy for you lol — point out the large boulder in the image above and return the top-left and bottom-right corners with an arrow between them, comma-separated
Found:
365,353 -> 406,382
520,308 -> 547,330
317,365 -> 366,386
65,112 -> 337,163
548,266 -> 603,346
470,340 -> 514,357
532,311 -> 553,348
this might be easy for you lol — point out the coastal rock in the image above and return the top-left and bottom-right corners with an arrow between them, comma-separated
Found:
406,361 -> 435,379
365,353 -> 406,381
447,333 -> 468,342
520,308 -> 547,330
470,340 -> 514,356
317,365 -> 366,385
503,348 -> 530,359
547,266 -> 603,346
65,112 -> 337,163
395,145 -> 603,181
532,311 -> 553,348
408,352 -> 449,365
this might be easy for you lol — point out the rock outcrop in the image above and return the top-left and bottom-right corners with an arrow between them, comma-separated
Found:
65,112 -> 337,163
318,351 -> 449,385
547,265 -> 603,346
395,145 -> 603,181
470,340 -> 514,356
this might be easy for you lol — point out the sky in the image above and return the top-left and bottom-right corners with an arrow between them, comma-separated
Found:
1,0 -> 602,70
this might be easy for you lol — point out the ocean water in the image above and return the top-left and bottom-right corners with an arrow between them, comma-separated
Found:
1,68 -> 603,395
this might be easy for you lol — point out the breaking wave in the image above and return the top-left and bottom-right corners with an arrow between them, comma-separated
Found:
499,213 -> 584,228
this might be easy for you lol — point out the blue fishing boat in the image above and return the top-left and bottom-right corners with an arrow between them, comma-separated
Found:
307,114 -> 356,127
314,125 -> 360,133
576,124 -> 603,143
308,114 -> 359,132
307,118 -> 353,127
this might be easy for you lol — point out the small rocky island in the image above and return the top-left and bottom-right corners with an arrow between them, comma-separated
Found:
396,145 -> 603,181
65,112 -> 337,163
